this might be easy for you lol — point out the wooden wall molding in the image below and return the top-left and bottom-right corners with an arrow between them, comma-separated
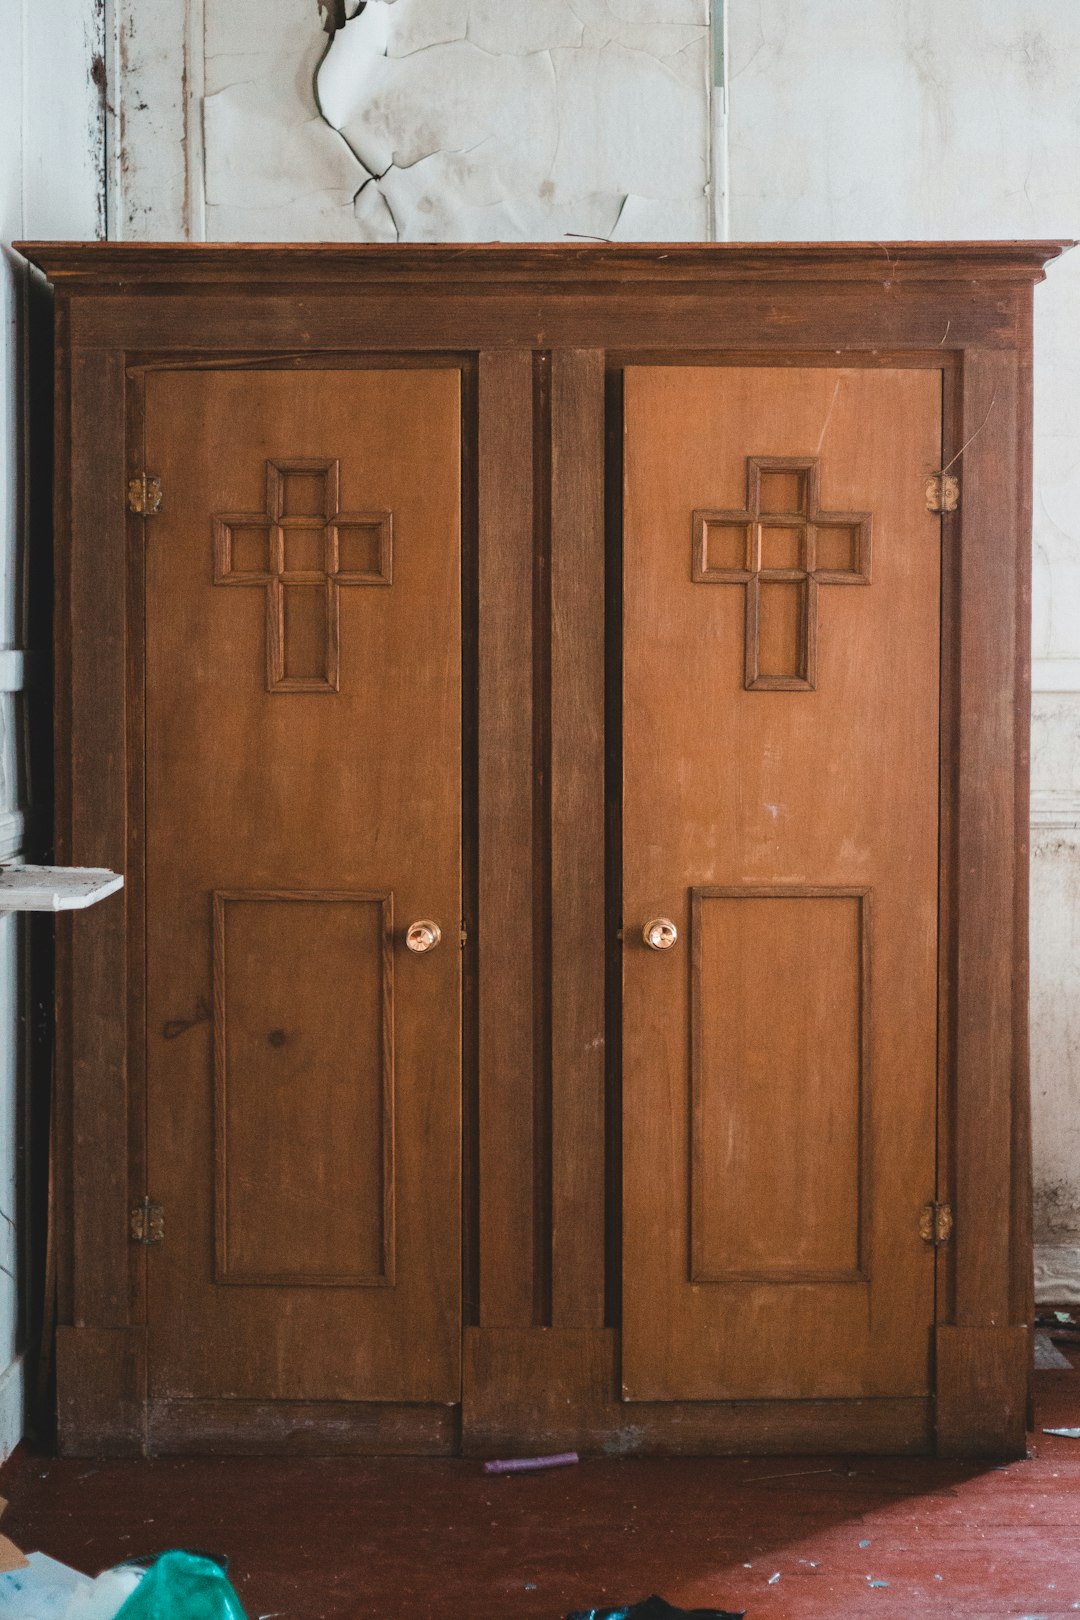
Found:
19,241 -> 1070,289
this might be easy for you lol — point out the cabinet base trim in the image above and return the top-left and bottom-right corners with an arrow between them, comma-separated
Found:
934,1324 -> 1029,1458
463,1328 -> 933,1456
144,1400 -> 459,1457
56,1326 -> 147,1457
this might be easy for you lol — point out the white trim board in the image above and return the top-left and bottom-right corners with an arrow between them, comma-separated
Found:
0,650 -> 44,693
0,1355 -> 23,1465
1031,793 -> 1080,831
1033,659 -> 1080,693
0,814 -> 26,865
0,866 -> 123,911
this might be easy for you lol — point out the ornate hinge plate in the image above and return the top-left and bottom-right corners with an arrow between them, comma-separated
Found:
919,1201 -> 953,1246
925,473 -> 959,514
129,1197 -> 164,1245
127,475 -> 163,516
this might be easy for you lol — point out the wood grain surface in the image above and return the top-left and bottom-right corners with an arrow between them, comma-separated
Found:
143,366 -> 463,1403
622,366 -> 941,1403
35,242 -> 1061,1456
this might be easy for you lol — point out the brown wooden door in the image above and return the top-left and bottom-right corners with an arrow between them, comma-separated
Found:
621,365 -> 941,1402
143,366 -> 462,1405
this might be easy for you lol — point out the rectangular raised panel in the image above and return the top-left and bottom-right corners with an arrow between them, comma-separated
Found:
691,887 -> 871,1283
213,890 -> 394,1287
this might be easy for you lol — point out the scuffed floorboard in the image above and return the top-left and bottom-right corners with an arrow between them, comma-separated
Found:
2,1373 -> 1080,1618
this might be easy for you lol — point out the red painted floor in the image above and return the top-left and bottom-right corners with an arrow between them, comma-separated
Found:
2,1372 -> 1079,1619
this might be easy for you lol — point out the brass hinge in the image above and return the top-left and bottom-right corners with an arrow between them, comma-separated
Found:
127,474 -> 163,516
459,919 -> 468,948
129,1197 -> 164,1245
925,473 -> 959,514
919,1201 -> 953,1246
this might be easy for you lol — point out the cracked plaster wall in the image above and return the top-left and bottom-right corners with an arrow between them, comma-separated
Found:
199,0 -> 712,242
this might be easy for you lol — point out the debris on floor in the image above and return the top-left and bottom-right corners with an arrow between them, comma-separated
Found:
566,1601 -> 744,1620
0,1554 -> 86,1619
1043,1427 -> 1080,1439
108,1553 -> 247,1619
1036,1311 -> 1080,1351
0,1514 -> 26,1577
484,1452 -> 580,1475
1034,1332 -> 1074,1370
0,1549 -> 248,1620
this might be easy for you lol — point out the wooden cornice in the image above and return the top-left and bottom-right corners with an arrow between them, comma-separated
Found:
14,240 -> 1073,292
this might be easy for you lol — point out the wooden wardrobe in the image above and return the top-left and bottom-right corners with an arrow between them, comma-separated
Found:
19,240 -> 1068,1459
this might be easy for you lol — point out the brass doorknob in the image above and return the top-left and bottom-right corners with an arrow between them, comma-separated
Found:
405,920 -> 442,953
643,918 -> 678,951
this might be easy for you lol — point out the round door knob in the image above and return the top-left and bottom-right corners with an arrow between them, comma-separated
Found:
405,919 -> 442,954
643,917 -> 678,951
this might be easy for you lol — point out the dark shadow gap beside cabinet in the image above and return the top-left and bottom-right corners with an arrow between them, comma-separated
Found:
16,240 -> 1072,1459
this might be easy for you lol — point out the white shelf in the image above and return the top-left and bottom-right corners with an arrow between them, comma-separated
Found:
0,866 -> 124,912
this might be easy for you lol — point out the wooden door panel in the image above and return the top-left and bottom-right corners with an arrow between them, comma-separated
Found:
691,887 -> 869,1284
213,890 -> 393,1288
622,365 -> 941,1403
144,367 -> 461,1405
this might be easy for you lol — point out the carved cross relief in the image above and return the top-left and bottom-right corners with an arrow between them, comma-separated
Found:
213,459 -> 392,693
693,456 -> 872,691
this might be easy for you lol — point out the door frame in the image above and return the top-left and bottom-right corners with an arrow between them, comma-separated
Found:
30,241 -> 1060,1457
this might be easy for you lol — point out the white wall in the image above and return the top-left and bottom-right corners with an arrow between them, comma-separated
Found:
0,0 -> 103,1455
28,0 -> 1080,1339
104,0 -> 717,242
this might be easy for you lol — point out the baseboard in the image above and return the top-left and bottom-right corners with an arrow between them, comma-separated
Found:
0,1355 -> 24,1462
1034,1244 -> 1080,1305
146,1400 -> 458,1456
463,1328 -> 932,1456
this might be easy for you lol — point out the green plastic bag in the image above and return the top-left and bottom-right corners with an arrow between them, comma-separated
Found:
113,1553 -> 248,1620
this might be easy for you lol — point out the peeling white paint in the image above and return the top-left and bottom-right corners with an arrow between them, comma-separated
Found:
200,0 -> 710,242
201,0 -> 366,239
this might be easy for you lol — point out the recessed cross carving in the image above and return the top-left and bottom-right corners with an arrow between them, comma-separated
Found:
213,459 -> 392,693
693,456 -> 872,691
